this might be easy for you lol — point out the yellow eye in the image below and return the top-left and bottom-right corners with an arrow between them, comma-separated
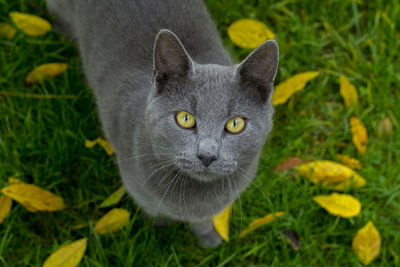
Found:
176,111 -> 196,128
225,116 -> 245,133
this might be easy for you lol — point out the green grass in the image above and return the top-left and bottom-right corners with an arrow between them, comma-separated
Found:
1,0 -> 399,266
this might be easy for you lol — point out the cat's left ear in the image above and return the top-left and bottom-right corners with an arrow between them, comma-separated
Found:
153,29 -> 193,91
235,40 -> 279,102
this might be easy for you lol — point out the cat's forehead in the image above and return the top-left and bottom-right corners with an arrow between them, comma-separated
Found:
189,65 -> 239,115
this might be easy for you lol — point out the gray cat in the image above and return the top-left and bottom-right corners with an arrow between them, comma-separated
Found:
46,0 -> 278,247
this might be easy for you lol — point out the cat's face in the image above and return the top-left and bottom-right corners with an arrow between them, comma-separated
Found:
145,30 -> 278,182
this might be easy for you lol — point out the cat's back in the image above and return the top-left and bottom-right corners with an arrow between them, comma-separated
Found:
48,0 -> 231,68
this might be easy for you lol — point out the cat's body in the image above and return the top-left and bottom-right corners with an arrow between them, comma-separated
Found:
47,0 -> 278,247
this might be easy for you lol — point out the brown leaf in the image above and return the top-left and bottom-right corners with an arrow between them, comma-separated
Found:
282,229 -> 301,251
376,117 -> 393,139
275,157 -> 306,172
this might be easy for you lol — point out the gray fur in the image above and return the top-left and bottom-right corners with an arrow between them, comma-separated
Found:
46,0 -> 278,248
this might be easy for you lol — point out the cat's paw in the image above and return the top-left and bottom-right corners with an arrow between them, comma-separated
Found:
197,227 -> 223,248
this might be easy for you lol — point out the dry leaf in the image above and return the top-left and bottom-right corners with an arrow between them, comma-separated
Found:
99,186 -> 126,208
239,212 -> 285,238
85,137 -> 115,156
297,160 -> 366,190
376,117 -> 393,139
0,22 -> 16,39
339,75 -> 359,108
337,154 -> 362,170
10,12 -> 51,37
212,204 -> 231,242
313,193 -> 361,218
282,229 -> 301,251
42,238 -> 87,267
1,184 -> 65,212
25,63 -> 68,85
272,71 -> 320,106
71,224 -> 88,230
8,177 -> 24,184
0,195 -> 12,224
94,208 -> 130,234
275,157 -> 306,172
350,117 -> 368,155
352,221 -> 381,265
227,19 -> 275,49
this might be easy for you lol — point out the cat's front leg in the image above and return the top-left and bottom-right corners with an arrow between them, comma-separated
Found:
190,220 -> 222,248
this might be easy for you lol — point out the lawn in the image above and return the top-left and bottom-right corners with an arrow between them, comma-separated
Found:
1,0 -> 399,266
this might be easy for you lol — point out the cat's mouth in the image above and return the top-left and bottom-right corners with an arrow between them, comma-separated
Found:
176,158 -> 236,182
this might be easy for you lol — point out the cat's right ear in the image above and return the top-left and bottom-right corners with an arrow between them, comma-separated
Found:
153,29 -> 193,92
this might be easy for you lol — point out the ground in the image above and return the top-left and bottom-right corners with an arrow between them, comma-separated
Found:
0,0 -> 399,266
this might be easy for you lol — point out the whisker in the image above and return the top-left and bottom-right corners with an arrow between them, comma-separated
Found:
231,175 -> 243,235
139,159 -> 176,188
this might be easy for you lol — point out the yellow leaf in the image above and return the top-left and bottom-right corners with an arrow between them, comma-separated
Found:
212,204 -> 231,242
1,184 -> 65,212
99,186 -> 126,208
297,160 -> 366,190
272,71 -> 320,106
8,177 -> 24,184
10,12 -> 51,37
337,154 -> 362,170
352,221 -> 381,265
42,238 -> 87,267
94,208 -> 130,234
0,22 -> 16,39
85,137 -> 115,156
0,195 -> 12,224
339,75 -> 359,108
25,63 -> 68,85
350,117 -> 368,155
239,212 -> 285,238
227,19 -> 275,49
313,193 -> 361,218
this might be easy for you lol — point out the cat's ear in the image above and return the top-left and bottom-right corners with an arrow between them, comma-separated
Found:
235,40 -> 279,102
153,29 -> 193,90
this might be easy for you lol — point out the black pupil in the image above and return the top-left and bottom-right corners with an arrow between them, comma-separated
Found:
184,114 -> 189,122
233,120 -> 238,127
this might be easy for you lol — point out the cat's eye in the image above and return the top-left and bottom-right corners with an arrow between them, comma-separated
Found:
176,111 -> 196,129
225,116 -> 245,134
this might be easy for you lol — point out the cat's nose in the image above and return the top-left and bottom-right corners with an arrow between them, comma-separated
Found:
197,138 -> 219,167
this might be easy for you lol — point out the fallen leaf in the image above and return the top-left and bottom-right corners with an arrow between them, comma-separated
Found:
282,229 -> 301,251
94,208 -> 130,234
239,212 -> 285,238
71,224 -> 88,230
1,184 -> 65,212
339,75 -> 359,108
99,186 -> 126,208
350,117 -> 368,155
275,157 -> 306,172
10,12 -> 51,37
8,177 -> 24,184
272,71 -> 320,106
85,137 -> 115,156
0,195 -> 12,224
313,193 -> 361,218
212,204 -> 231,242
42,238 -> 87,267
297,160 -> 366,190
337,154 -> 362,170
352,221 -> 381,265
227,19 -> 275,49
0,22 -> 16,39
25,63 -> 68,85
376,117 -> 393,139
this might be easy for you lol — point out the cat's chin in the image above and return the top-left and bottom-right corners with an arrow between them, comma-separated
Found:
181,168 -> 230,183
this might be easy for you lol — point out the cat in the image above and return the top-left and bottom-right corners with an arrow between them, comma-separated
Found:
46,0 -> 278,248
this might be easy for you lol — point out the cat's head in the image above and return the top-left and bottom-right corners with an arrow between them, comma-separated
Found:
145,30 -> 278,182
